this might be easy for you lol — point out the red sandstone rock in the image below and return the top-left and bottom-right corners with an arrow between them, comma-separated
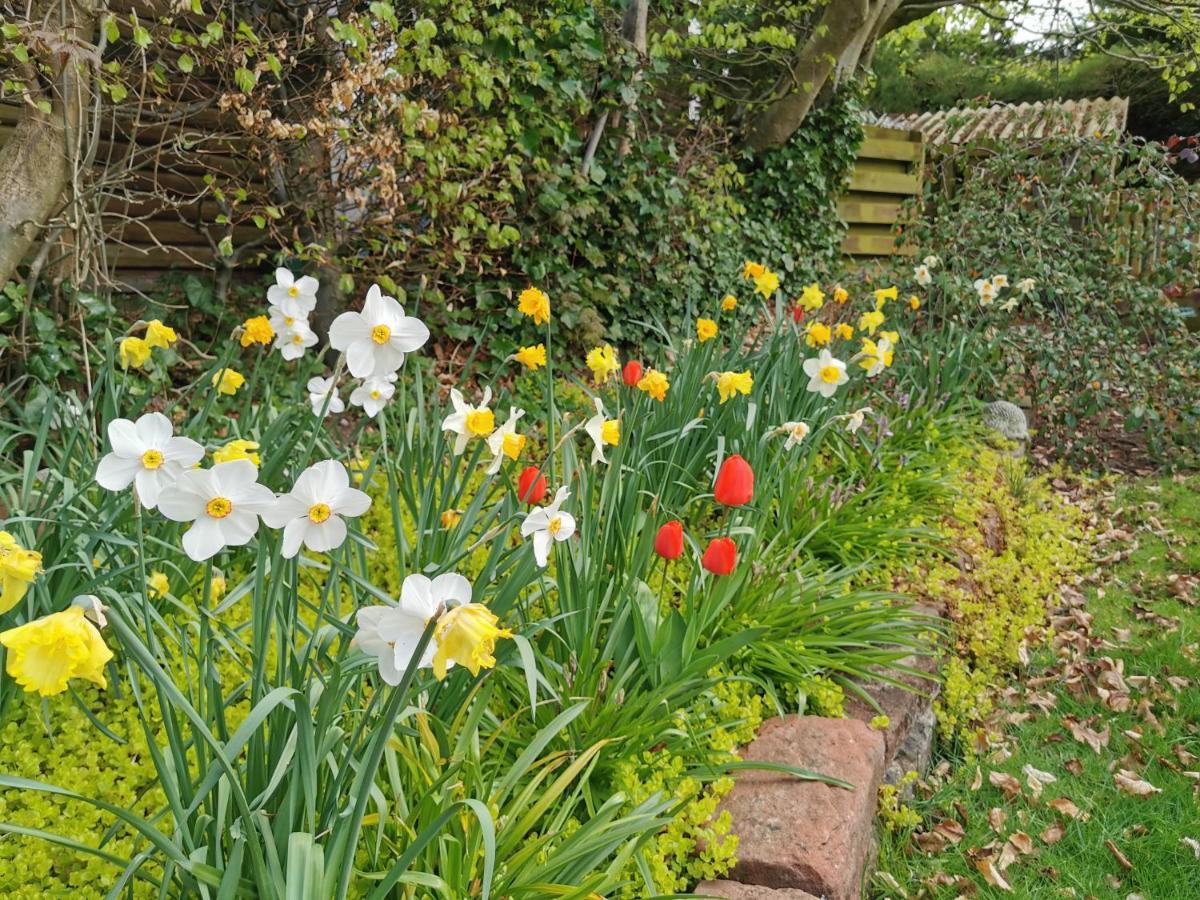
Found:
694,880 -> 822,899
844,653 -> 939,766
719,715 -> 885,899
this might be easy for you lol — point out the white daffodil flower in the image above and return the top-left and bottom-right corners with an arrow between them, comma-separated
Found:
777,421 -> 810,449
861,336 -> 893,377
267,268 -> 319,314
520,486 -> 575,568
913,264 -> 932,286
268,301 -> 311,334
307,376 -> 345,417
485,408 -> 525,474
157,460 -> 277,561
1016,277 -> 1036,295
354,573 -> 473,684
262,459 -> 371,558
349,374 -> 397,418
843,406 -> 873,433
95,412 -> 204,510
974,278 -> 996,306
329,284 -> 430,378
802,349 -> 849,398
274,320 -> 319,361
583,397 -> 620,465
1000,296 -> 1020,312
923,254 -> 940,268
442,387 -> 495,455
991,274 -> 1009,288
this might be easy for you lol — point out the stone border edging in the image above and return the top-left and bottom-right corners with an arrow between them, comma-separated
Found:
694,612 -> 944,900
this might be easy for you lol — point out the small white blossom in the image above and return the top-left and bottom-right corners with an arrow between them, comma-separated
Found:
442,388 -> 495,455
157,460 -> 277,561
307,376 -> 345,417
354,573 -> 473,684
484,407 -> 525,474
267,268 -> 319,314
262,460 -> 371,558
802,349 -> 848,398
95,413 -> 204,510
520,487 -> 575,568
350,374 -> 397,418
329,284 -> 430,378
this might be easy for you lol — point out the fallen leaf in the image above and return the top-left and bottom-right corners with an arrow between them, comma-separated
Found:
989,770 -> 1023,800
934,819 -> 966,845
1114,769 -> 1162,797
1041,821 -> 1066,844
1181,837 -> 1200,859
971,765 -> 983,791
1023,763 -> 1057,799
989,807 -> 1008,831
1065,758 -> 1084,777
1064,717 -> 1110,754
976,856 -> 1012,891
1106,839 -> 1133,870
1049,797 -> 1081,818
1008,831 -> 1034,855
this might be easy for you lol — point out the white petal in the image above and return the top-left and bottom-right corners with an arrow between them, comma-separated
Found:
107,419 -> 142,457
332,486 -> 371,517
275,267 -> 295,287
345,340 -> 378,379
135,412 -> 173,449
280,519 -> 307,558
532,530 -> 552,567
218,509 -> 260,547
430,573 -> 473,607
157,483 -> 207,521
521,508 -> 550,536
182,517 -> 227,561
134,468 -> 169,509
95,453 -> 141,491
390,316 -> 430,353
295,275 -> 320,296
400,574 -> 438,620
261,494 -> 307,528
303,515 -> 346,553
328,311 -> 368,353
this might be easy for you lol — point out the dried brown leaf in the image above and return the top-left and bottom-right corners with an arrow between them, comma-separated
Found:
1105,839 -> 1133,870
975,856 -> 1012,891
1041,821 -> 1066,844
1049,796 -> 1081,818
989,770 -> 1023,800
1113,769 -> 1162,797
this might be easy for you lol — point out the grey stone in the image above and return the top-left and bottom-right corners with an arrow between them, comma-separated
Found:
694,880 -> 823,899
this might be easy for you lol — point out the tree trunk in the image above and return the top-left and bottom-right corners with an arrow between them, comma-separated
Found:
0,0 -> 98,289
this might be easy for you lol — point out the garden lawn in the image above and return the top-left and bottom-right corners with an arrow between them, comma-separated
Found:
874,475 -> 1200,898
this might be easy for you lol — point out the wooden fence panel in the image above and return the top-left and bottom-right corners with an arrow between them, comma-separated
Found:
840,125 -> 924,259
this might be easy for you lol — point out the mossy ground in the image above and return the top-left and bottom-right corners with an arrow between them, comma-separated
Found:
874,475 -> 1200,898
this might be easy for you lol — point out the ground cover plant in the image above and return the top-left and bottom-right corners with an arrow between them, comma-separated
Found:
873,474 -> 1200,897
0,262 -> 959,896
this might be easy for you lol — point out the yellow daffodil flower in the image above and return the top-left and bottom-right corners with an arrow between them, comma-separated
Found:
213,439 -> 261,466
637,369 -> 670,402
858,309 -> 885,335
432,603 -> 513,680
833,286 -> 849,304
119,337 -> 152,369
144,320 -> 178,350
805,322 -> 832,348
585,344 -> 620,384
212,368 -> 245,396
834,323 -> 854,340
515,343 -> 547,370
517,287 -> 550,325
696,318 -> 718,343
0,531 -> 42,615
741,261 -> 765,280
240,315 -> 275,347
441,509 -> 462,529
799,282 -> 825,311
753,269 -> 780,298
0,606 -> 114,696
873,286 -> 898,309
713,370 -> 753,404
721,294 -> 737,311
908,296 -> 921,311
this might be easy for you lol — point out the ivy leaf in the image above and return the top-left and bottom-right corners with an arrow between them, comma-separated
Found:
217,235 -> 234,257
178,54 -> 194,73
133,25 -> 151,49
235,67 -> 257,93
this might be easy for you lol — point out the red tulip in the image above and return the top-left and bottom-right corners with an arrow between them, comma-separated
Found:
654,520 -> 684,560
713,454 -> 754,506
702,537 -> 737,575
517,466 -> 547,504
792,304 -> 805,324
622,360 -> 643,387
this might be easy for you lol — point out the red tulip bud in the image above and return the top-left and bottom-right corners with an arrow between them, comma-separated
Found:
713,454 -> 754,507
701,537 -> 737,575
654,520 -> 684,560
792,304 -> 805,324
622,360 -> 643,387
517,466 -> 548,504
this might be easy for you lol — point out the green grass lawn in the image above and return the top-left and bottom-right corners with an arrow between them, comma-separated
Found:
874,475 -> 1200,898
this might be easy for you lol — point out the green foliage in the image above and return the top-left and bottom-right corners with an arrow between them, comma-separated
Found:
878,135 -> 1200,468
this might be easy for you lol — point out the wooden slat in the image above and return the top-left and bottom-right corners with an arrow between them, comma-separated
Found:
841,229 -> 916,257
858,136 -> 922,162
837,198 -> 903,225
847,167 -> 921,195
